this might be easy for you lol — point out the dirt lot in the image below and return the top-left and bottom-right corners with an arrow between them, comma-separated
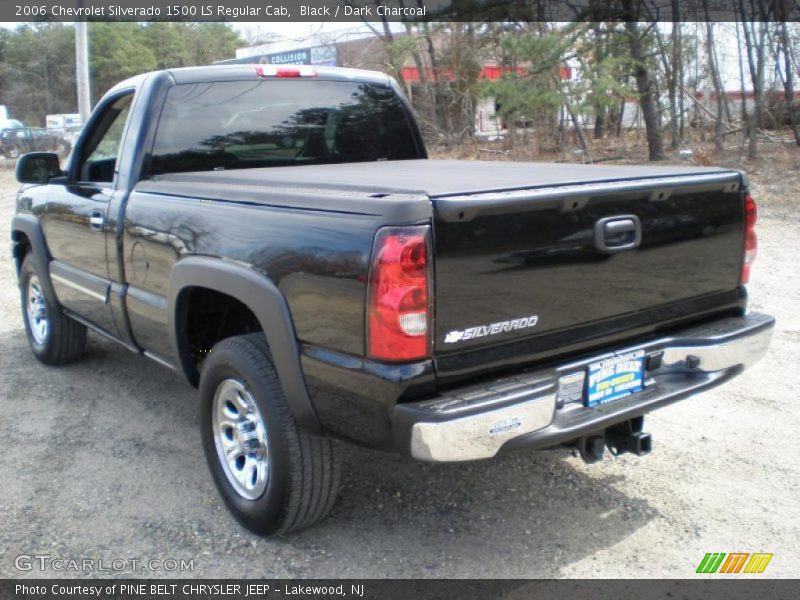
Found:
1,149 -> 799,579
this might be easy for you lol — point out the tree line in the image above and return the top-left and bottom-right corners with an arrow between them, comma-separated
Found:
0,22 -> 242,126
370,17 -> 799,160
1,16 -> 798,162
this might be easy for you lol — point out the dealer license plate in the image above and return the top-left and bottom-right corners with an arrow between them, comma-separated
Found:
585,350 -> 645,407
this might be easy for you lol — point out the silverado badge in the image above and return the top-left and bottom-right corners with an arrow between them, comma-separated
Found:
444,315 -> 539,343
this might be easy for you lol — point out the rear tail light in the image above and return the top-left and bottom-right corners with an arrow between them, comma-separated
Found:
367,226 -> 431,361
741,193 -> 758,284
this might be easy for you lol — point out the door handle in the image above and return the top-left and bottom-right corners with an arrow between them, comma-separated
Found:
594,215 -> 642,253
89,210 -> 105,232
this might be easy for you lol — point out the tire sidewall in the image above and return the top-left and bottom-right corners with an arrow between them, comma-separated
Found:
199,343 -> 293,535
20,256 -> 54,359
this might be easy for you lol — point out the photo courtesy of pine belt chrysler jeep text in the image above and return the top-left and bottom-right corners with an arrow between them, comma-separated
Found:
10,65 -> 775,535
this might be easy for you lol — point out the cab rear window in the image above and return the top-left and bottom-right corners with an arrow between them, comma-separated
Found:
148,79 -> 420,175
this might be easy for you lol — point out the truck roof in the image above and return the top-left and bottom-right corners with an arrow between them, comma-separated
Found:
167,64 -> 392,85
108,65 -> 392,95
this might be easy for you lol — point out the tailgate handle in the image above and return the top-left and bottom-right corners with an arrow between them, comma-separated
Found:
595,215 -> 642,253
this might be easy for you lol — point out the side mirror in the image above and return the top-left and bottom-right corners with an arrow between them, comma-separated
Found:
15,152 -> 62,184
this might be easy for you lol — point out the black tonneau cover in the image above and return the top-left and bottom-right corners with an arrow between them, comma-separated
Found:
143,157 -> 745,380
149,159 -> 734,198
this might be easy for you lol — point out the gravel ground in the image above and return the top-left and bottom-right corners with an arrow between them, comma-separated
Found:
0,166 -> 798,579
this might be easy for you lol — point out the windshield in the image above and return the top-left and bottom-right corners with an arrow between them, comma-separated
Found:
149,79 -> 420,176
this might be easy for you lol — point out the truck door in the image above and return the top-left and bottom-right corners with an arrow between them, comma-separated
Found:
43,91 -> 134,336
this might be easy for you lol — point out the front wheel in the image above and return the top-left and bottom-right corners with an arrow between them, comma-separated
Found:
19,254 -> 87,365
199,333 -> 341,535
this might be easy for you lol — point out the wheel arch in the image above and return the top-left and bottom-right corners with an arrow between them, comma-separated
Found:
11,215 -> 58,305
168,256 -> 320,434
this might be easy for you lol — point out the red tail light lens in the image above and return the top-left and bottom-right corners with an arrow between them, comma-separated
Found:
367,226 -> 431,361
742,193 -> 758,284
745,193 -> 757,228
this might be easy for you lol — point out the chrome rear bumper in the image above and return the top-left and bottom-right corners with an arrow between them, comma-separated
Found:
393,312 -> 774,462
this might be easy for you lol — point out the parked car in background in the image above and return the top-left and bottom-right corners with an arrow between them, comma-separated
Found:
1,127 -> 71,159
0,118 -> 25,130
0,128 -> 25,159
46,113 -> 83,148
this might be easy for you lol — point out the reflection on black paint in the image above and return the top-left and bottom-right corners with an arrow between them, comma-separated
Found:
122,192 -> 379,359
433,188 -> 744,358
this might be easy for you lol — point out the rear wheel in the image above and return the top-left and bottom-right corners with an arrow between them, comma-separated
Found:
19,254 -> 87,365
199,333 -> 341,535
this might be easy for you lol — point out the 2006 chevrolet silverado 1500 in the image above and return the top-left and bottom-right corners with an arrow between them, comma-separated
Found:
11,65 -> 774,535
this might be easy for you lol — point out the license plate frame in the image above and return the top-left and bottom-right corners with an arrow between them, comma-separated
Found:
584,350 -> 646,407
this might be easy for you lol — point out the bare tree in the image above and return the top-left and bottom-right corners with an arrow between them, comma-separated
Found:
705,18 -> 727,151
739,0 -> 769,159
419,21 -> 447,135
654,22 -> 681,150
622,0 -> 665,160
735,19 -> 749,133
592,24 -> 607,139
403,23 -> 439,132
776,1 -> 800,146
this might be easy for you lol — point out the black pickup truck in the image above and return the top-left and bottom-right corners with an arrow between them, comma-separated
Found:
11,65 -> 774,535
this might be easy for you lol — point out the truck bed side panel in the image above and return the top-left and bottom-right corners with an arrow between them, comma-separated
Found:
122,189 -> 386,359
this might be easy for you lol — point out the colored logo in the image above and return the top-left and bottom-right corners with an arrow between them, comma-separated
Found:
696,552 -> 773,574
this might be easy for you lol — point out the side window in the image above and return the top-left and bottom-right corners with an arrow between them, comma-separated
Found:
78,93 -> 133,184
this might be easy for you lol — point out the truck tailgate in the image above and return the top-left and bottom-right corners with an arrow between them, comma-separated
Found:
431,171 -> 745,380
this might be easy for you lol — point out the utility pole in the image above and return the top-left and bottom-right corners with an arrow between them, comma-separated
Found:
75,21 -> 91,124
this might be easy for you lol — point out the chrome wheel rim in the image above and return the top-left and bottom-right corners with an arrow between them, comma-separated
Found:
212,379 -> 270,500
26,275 -> 49,345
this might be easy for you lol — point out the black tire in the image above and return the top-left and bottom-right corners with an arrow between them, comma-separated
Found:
19,254 -> 87,365
199,333 -> 341,535
7,145 -> 20,159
